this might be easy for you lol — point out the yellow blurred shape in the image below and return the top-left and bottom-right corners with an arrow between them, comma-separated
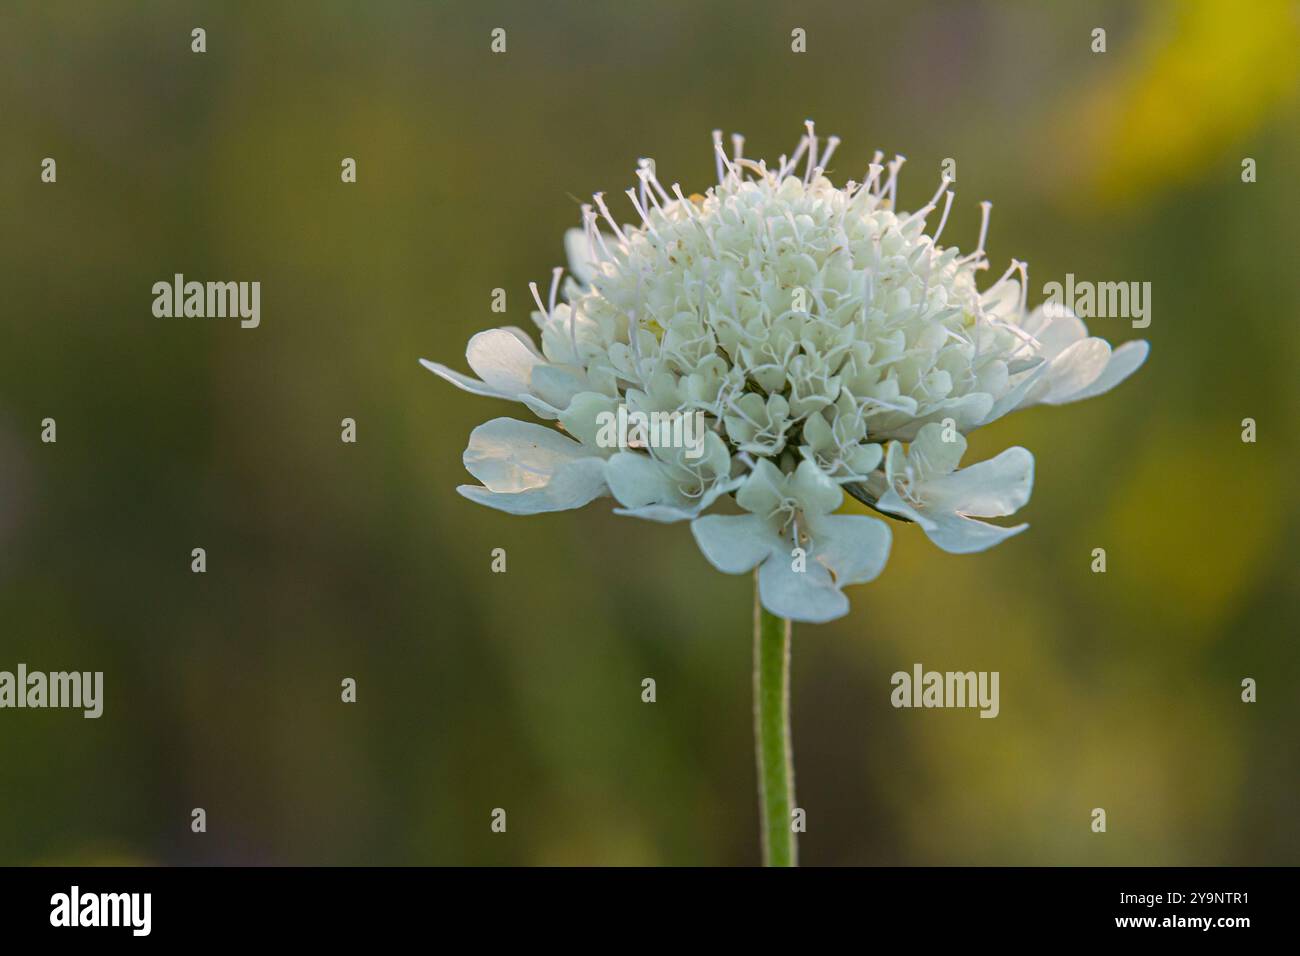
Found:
1066,0 -> 1299,206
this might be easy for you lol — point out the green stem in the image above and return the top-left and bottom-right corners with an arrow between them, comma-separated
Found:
753,572 -> 797,866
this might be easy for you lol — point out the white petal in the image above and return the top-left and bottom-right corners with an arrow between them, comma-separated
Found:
529,365 -> 587,411
881,440 -> 907,484
690,514 -> 778,574
808,514 -> 891,586
606,452 -> 681,509
874,485 -> 937,530
615,475 -> 741,523
979,361 -> 1050,424
885,393 -> 995,441
565,227 -> 598,285
736,459 -> 787,516
539,307 -> 600,366
615,503 -> 694,523
420,358 -> 513,400
934,391 -> 995,431
918,511 -> 1028,554
463,418 -> 582,491
1034,338 -> 1112,404
1021,304 -> 1087,357
457,457 -> 607,515
420,339 -> 560,419
924,447 -> 1034,518
1056,340 -> 1149,403
758,558 -> 849,623
696,430 -> 734,479
844,442 -> 883,476
465,328 -> 547,394
908,423 -> 966,480
559,391 -> 619,449
462,417 -> 603,496
791,459 -> 844,515
501,325 -> 545,357
980,279 -> 1020,316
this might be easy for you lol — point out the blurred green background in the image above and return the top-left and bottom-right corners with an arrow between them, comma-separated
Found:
1,0 -> 1297,866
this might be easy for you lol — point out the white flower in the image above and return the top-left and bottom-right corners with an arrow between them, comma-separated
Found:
860,423 -> 1033,554
422,123 -> 1148,621
692,460 -> 891,623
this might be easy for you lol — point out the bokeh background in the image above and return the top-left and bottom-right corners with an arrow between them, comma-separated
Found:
1,0 -> 1297,866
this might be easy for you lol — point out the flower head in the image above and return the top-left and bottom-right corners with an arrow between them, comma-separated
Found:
422,123 -> 1148,622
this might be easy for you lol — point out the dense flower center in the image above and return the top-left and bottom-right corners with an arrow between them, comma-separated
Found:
547,123 -> 1041,463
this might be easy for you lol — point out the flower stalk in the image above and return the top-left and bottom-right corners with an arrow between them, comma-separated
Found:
754,572 -> 797,866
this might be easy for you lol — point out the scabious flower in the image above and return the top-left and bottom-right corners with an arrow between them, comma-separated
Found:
422,123 -> 1148,623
